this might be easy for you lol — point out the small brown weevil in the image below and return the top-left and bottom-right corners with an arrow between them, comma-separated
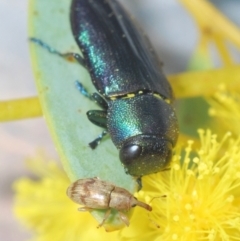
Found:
67,177 -> 152,227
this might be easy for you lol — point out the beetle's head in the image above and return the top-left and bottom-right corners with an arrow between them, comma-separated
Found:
119,135 -> 172,176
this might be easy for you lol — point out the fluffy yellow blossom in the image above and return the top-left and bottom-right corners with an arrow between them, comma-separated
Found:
13,156 -> 118,241
121,130 -> 240,240
208,85 -> 240,138
14,130 -> 240,241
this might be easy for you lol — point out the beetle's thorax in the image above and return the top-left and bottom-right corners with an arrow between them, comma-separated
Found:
109,186 -> 132,210
107,93 -> 178,148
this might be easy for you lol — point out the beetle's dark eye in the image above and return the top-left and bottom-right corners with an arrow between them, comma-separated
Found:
119,145 -> 142,165
131,204 -> 137,207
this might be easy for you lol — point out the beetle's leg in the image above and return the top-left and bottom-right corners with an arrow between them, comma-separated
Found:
29,37 -> 86,67
87,110 -> 108,148
30,38 -> 110,149
136,177 -> 143,191
97,209 -> 112,228
89,130 -> 108,149
75,80 -> 92,99
118,212 -> 130,226
125,174 -> 142,191
91,92 -> 108,110
75,81 -> 108,110
87,110 -> 107,128
161,167 -> 171,172
75,81 -> 109,149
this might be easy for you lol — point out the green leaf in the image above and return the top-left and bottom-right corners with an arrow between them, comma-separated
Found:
29,0 -> 135,229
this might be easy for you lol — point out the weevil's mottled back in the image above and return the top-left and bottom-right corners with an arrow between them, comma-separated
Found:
67,178 -> 114,209
67,178 -> 152,226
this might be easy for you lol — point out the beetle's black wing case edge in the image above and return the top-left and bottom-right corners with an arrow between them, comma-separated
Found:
71,0 -> 173,100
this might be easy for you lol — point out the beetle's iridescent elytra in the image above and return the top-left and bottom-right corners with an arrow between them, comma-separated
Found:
31,0 -> 178,179
67,177 -> 152,227
70,0 -> 178,177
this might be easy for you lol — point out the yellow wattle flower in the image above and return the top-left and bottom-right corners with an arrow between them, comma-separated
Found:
13,130 -> 240,240
180,0 -> 240,68
13,156 -> 119,241
208,84 -> 240,138
121,130 -> 240,240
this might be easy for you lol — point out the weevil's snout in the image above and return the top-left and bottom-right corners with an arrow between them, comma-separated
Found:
131,197 -> 152,211
136,200 -> 152,211
120,135 -> 173,176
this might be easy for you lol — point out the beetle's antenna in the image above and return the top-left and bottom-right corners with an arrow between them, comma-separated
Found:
29,37 -> 86,67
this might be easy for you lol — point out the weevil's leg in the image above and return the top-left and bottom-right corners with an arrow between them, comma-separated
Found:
87,110 -> 107,128
97,209 -> 112,228
118,212 -> 130,226
89,130 -> 108,149
78,207 -> 93,212
75,81 -> 108,109
29,37 -> 86,67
